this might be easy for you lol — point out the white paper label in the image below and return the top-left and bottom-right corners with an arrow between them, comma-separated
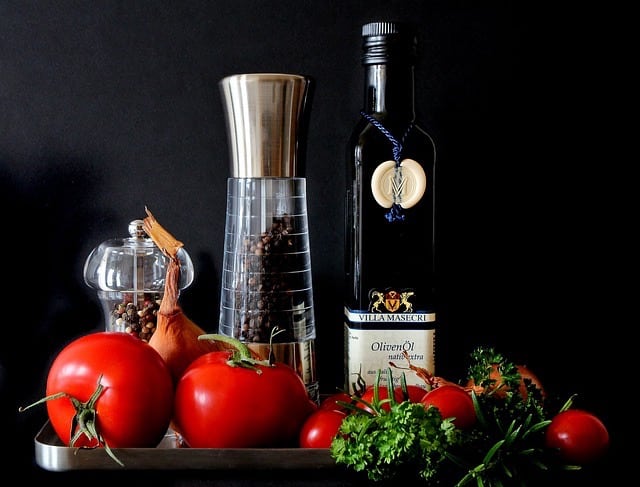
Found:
344,324 -> 435,394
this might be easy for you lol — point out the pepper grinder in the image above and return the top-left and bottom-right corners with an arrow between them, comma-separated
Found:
84,219 -> 194,340
218,73 -> 318,403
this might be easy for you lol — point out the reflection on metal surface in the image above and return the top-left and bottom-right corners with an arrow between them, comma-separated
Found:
34,421 -> 334,471
219,73 -> 311,178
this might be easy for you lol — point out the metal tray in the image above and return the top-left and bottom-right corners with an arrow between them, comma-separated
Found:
34,421 -> 336,472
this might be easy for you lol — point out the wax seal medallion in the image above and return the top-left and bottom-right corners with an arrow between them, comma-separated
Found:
371,158 -> 426,209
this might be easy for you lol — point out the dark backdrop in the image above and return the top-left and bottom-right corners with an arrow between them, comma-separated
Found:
1,1 -> 626,484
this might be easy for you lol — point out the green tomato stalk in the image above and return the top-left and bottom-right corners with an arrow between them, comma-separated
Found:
199,326 -> 286,371
19,375 -> 124,467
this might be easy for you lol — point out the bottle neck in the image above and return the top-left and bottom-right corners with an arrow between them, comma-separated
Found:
363,63 -> 415,120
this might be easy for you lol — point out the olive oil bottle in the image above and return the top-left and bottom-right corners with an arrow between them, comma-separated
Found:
344,21 -> 436,393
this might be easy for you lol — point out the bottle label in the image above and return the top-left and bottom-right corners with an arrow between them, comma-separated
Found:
344,316 -> 436,394
345,306 -> 436,326
371,158 -> 426,209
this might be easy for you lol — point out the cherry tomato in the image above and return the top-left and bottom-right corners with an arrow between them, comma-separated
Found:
174,350 -> 317,448
545,409 -> 609,464
299,408 -> 347,448
358,384 -> 427,413
43,332 -> 174,449
320,392 -> 353,412
421,385 -> 476,429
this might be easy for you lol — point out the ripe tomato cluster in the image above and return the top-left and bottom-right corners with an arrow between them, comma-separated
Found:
300,376 -> 610,471
22,331 -> 610,474
21,331 -> 318,462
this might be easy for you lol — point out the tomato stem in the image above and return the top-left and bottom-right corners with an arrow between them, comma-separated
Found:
18,374 -> 125,467
198,333 -> 272,371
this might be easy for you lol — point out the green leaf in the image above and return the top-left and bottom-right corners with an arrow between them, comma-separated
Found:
483,438 -> 505,464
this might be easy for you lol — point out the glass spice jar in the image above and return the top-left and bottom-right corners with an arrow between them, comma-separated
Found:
83,219 -> 194,340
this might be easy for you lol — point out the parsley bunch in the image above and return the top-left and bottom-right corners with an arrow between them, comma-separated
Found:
331,369 -> 460,482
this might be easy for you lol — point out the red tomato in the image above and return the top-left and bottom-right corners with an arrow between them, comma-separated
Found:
174,351 -> 317,448
545,409 -> 609,464
421,385 -> 476,429
320,392 -> 353,412
358,384 -> 427,413
299,408 -> 347,448
396,384 -> 428,403
44,332 -> 174,449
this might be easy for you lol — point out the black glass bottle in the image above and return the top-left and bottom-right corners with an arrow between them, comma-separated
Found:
344,21 -> 436,393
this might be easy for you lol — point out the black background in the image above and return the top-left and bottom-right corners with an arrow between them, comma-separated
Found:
1,1 -> 627,484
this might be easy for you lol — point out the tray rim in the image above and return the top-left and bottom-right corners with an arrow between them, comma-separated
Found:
34,420 -> 336,472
